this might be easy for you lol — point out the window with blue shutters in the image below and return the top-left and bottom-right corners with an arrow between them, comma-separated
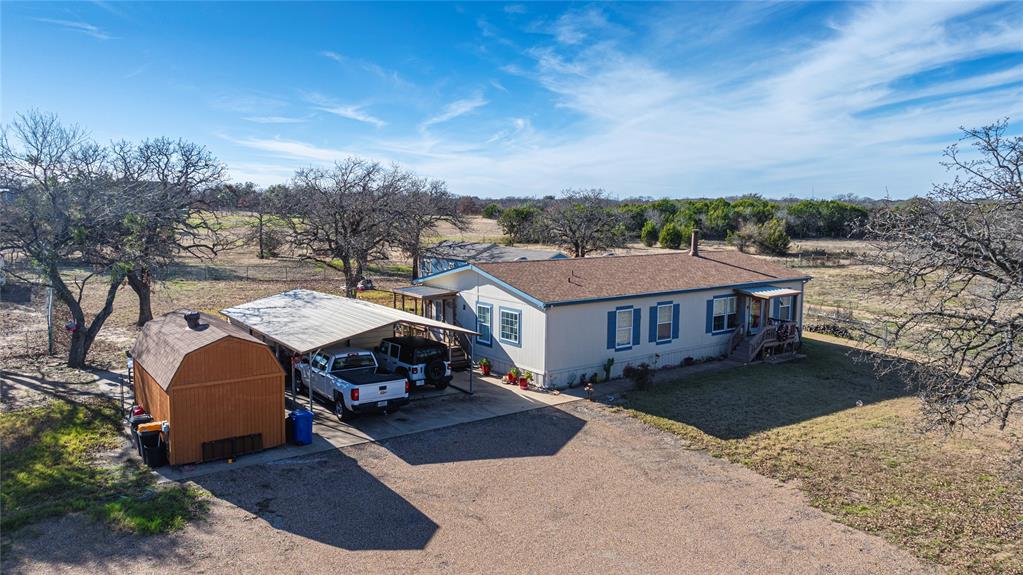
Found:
615,308 -> 633,348
608,305 -> 641,351
656,304 -> 673,341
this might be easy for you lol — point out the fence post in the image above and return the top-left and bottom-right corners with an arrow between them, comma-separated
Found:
204,266 -> 209,281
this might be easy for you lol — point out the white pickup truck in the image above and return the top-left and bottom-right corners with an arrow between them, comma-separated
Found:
297,347 -> 409,421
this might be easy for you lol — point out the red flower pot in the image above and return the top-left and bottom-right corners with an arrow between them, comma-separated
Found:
481,364 -> 491,376
518,377 -> 529,390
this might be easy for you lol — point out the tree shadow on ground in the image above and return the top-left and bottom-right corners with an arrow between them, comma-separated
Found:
625,338 -> 913,440
193,450 -> 438,551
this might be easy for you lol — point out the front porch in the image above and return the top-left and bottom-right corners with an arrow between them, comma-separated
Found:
727,286 -> 803,363
389,285 -> 471,369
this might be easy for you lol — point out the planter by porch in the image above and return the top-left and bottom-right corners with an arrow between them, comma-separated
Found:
481,364 -> 491,376
518,377 -> 529,390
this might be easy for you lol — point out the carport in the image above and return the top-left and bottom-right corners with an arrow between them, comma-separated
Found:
221,289 -> 478,416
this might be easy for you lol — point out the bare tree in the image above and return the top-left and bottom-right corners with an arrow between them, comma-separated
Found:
395,177 -> 467,280
110,138 -> 226,325
234,183 -> 289,260
277,158 -> 405,297
864,119 -> 1022,431
543,189 -> 626,257
0,111 -> 127,367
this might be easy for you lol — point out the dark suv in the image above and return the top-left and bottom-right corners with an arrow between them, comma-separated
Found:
377,336 -> 453,389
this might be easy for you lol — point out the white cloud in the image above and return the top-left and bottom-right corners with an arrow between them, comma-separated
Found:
34,17 -> 115,40
395,2 -> 1022,198
305,93 -> 386,127
420,93 -> 489,130
504,4 -> 526,15
224,136 -> 358,163
241,115 -> 311,124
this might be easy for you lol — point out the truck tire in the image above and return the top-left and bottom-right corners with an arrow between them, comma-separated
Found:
426,360 -> 446,384
334,394 -> 354,423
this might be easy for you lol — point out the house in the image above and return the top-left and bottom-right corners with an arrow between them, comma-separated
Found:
419,240 -> 568,278
416,233 -> 811,389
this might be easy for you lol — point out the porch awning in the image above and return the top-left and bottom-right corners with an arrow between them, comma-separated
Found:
735,286 -> 801,299
390,285 -> 458,299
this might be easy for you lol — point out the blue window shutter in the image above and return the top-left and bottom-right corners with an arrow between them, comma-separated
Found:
632,307 -> 641,346
706,299 -> 714,333
672,303 -> 680,339
648,306 -> 657,343
606,311 -> 616,349
773,298 -> 780,319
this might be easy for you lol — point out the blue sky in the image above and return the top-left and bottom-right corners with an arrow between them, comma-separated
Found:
3,1 -> 1021,199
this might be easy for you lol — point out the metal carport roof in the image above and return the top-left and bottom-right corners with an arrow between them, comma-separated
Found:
221,288 -> 476,354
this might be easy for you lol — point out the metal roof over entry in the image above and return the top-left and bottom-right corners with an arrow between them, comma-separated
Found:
735,286 -> 802,299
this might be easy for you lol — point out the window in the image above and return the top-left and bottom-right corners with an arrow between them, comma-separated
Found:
477,304 -> 492,345
388,343 -> 399,358
616,308 -> 633,348
312,353 -> 330,371
331,353 -> 376,373
778,296 -> 793,321
656,304 -> 673,341
499,309 -> 520,344
713,296 -> 738,332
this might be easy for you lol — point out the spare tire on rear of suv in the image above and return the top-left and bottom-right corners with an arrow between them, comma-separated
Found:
426,359 -> 447,386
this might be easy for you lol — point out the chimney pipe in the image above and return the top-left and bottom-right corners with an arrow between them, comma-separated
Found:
184,311 -> 201,330
689,229 -> 700,257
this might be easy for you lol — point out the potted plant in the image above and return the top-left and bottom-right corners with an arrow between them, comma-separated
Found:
479,357 -> 491,376
519,370 -> 532,390
591,372 -> 600,384
506,367 -> 520,384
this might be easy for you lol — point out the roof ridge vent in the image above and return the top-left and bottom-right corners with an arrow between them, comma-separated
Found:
183,310 -> 206,330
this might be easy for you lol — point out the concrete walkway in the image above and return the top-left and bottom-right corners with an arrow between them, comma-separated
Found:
157,372 -> 633,481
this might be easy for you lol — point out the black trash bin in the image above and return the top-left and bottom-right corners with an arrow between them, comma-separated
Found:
285,413 -> 295,444
128,414 -> 153,455
138,429 -> 166,467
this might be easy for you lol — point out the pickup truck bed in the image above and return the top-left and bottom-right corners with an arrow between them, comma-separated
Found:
341,370 -> 404,386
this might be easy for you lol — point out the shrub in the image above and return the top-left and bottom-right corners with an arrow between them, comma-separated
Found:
727,218 -> 790,256
622,363 -> 654,390
640,221 -> 659,247
756,218 -> 791,255
659,223 -> 685,249
482,203 -> 501,219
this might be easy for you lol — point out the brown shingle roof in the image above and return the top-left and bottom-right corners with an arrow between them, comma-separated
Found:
474,250 -> 810,305
130,310 -> 264,389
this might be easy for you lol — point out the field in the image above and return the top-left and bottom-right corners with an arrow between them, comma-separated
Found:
622,336 -> 1023,575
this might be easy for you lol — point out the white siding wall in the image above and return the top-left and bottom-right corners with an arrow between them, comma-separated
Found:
422,271 -> 548,387
543,279 -> 807,389
424,268 -> 806,390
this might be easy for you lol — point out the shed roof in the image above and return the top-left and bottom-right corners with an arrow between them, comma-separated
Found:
426,240 -> 565,262
221,289 -> 476,354
130,310 -> 263,389
423,250 -> 809,306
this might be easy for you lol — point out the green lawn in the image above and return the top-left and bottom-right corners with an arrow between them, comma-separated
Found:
621,337 -> 1022,575
0,399 -> 208,536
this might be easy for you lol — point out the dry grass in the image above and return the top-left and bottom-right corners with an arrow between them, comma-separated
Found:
621,336 -> 1023,575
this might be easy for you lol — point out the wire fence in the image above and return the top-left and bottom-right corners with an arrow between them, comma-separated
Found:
803,305 -> 893,345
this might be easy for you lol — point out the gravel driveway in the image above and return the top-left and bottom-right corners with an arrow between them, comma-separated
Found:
3,402 -> 934,574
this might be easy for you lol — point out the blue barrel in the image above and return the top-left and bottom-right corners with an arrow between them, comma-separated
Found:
291,408 -> 313,446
